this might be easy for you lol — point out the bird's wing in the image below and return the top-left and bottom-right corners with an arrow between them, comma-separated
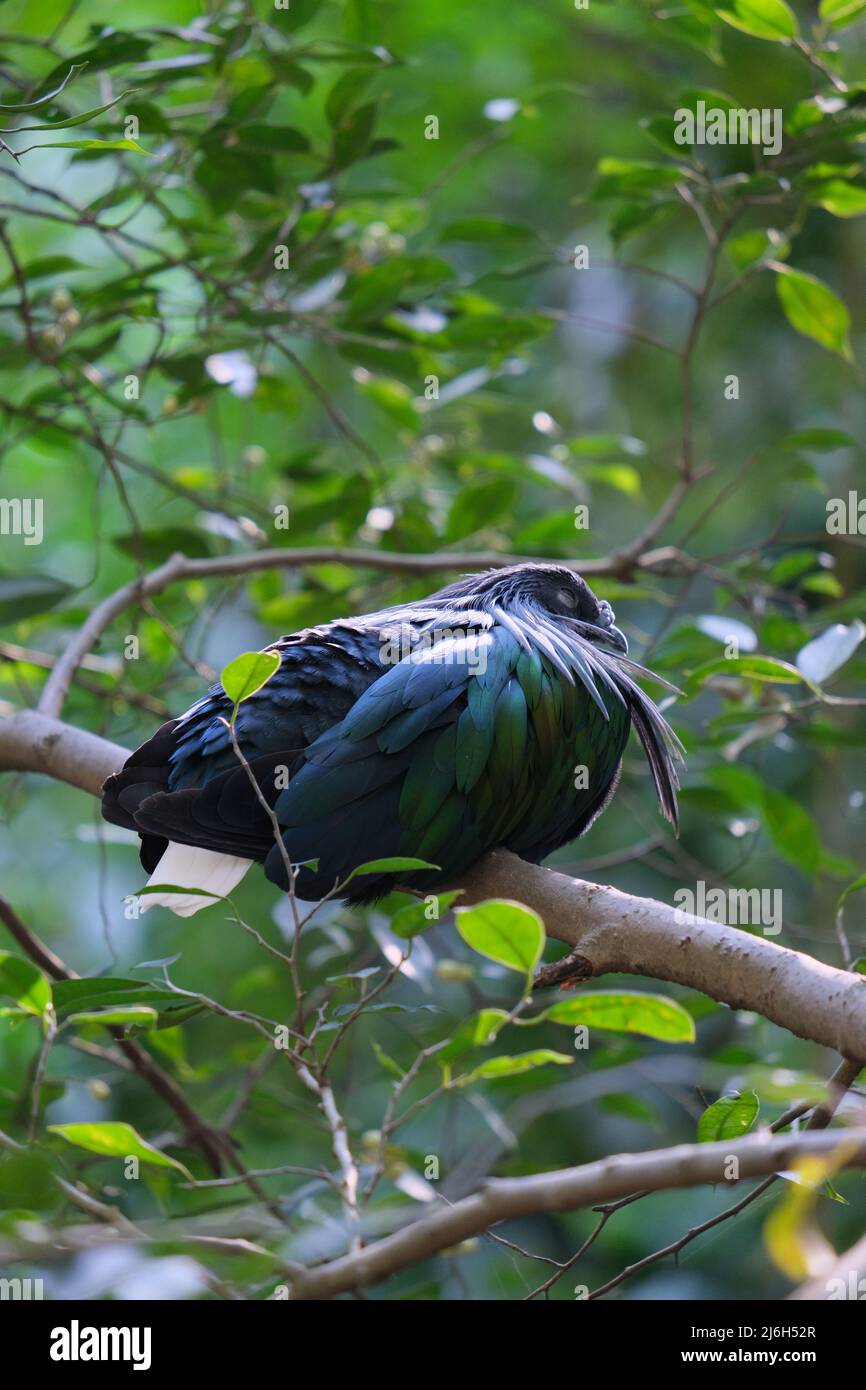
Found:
100,624 -> 384,870
267,624 -> 629,899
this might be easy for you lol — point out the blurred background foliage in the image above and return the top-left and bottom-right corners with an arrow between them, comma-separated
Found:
0,0 -> 865,1300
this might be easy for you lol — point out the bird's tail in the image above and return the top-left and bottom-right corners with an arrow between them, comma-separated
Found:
139,841 -> 253,917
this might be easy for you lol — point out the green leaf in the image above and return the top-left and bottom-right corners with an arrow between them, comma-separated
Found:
0,63 -> 88,111
800,572 -> 843,597
52,977 -> 192,1019
18,138 -> 151,155
277,0 -> 324,32
346,255 -> 452,324
66,1005 -> 158,1029
437,1008 -> 510,1065
715,0 -> 798,41
325,68 -> 375,128
350,856 -> 440,876
1,89 -> 139,134
811,180 -> 866,218
568,433 -> 647,459
727,227 -> 789,272
0,575 -> 73,623
232,125 -> 310,153
454,899 -> 545,979
221,649 -> 281,705
541,991 -> 696,1042
391,890 -> 462,939
762,787 -> 823,871
457,1049 -> 573,1085
773,265 -> 853,362
593,157 -> 683,200
48,1121 -> 192,1178
698,1090 -> 760,1142
0,953 -> 51,1018
684,654 -> 820,697
331,100 -> 378,169
710,766 -> 826,871
837,873 -> 866,910
371,1039 -> 404,1079
0,254 -> 84,290
782,428 -> 856,451
819,0 -> 866,28
357,376 -> 418,430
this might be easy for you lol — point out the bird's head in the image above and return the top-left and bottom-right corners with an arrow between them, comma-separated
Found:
433,563 -> 629,655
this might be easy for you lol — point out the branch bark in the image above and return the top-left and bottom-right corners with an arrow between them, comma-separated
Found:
32,544 -> 687,720
457,850 -> 866,1061
3,710 -> 866,1065
286,1128 -> 866,1299
0,708 -> 126,795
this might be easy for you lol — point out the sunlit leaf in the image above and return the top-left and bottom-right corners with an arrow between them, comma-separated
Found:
0,953 -> 51,1018
457,1049 -> 573,1085
773,265 -> 853,361
698,1090 -> 760,1141
540,991 -> 696,1042
454,899 -> 545,979
221,649 -> 281,705
715,0 -> 798,41
819,0 -> 866,28
48,1121 -> 192,1177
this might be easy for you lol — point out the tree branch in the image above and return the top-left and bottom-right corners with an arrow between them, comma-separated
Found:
34,544 -> 660,721
0,708 -> 126,795
458,851 -> 866,1061
3,712 -> 866,1065
286,1128 -> 866,1299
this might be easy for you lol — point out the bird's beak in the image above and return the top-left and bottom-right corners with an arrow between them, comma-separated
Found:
566,618 -> 629,655
603,624 -> 629,656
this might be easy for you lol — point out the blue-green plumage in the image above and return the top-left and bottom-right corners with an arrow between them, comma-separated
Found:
102,563 -> 683,904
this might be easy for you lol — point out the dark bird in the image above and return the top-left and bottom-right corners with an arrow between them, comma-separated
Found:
101,563 -> 683,914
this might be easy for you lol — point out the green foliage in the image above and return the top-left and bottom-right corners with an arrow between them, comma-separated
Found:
455,900 -> 545,982
220,649 -> 282,706
0,0 -> 863,1305
536,991 -> 697,1043
48,1121 -> 193,1177
697,1090 -> 760,1141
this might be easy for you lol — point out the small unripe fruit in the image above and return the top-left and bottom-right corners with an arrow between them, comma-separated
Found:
50,287 -> 72,312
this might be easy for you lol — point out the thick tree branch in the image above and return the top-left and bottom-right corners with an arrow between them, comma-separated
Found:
3,711 -> 866,1066
458,851 -> 866,1061
0,708 -> 126,795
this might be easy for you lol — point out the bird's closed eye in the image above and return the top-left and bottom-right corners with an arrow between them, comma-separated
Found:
556,588 -> 578,609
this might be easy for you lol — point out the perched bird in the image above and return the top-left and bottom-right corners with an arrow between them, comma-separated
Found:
102,563 -> 682,914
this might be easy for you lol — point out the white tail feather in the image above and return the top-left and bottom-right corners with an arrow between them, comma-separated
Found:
140,842 -> 253,917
